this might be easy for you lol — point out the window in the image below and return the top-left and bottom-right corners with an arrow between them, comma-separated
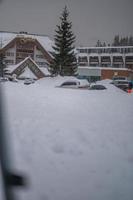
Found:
5,60 -> 14,64
112,48 -> 118,53
98,49 -> 102,54
101,56 -> 111,63
79,49 -> 86,53
36,55 -> 44,59
89,56 -> 99,63
61,81 -> 79,86
36,62 -> 49,67
87,49 -> 91,54
125,56 -> 133,62
78,56 -> 88,62
6,52 -> 14,57
113,56 -> 123,63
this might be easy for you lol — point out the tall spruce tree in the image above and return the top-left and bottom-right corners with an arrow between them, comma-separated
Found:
96,40 -> 102,47
112,35 -> 120,46
129,36 -> 133,46
112,35 -> 133,46
49,6 -> 77,76
0,53 -> 7,77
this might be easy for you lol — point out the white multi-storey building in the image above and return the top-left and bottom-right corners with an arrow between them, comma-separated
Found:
76,46 -> 133,81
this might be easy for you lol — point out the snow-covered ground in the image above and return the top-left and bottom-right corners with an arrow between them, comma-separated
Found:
0,77 -> 133,200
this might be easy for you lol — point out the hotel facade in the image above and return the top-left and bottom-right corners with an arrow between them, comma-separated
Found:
0,31 -> 133,81
76,46 -> 133,81
0,31 -> 54,79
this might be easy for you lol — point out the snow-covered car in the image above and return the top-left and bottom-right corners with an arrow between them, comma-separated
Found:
111,76 -> 128,85
59,79 -> 89,89
0,77 -> 8,82
24,78 -> 35,85
113,80 -> 130,91
7,75 -> 18,82
89,84 -> 107,90
112,76 -> 128,81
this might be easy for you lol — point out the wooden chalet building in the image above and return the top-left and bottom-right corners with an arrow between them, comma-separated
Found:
0,31 -> 54,79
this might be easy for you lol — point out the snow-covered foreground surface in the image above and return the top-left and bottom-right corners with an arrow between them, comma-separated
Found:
1,77 -> 133,200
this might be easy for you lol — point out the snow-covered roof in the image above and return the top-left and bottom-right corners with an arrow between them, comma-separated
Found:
98,53 -> 110,56
78,53 -> 88,57
77,45 -> 133,49
19,67 -> 37,79
39,67 -> 50,76
112,53 -> 123,56
0,31 -> 54,52
89,53 -> 100,57
125,53 -> 133,56
0,32 -> 16,48
7,57 -> 32,73
7,65 -> 19,73
78,66 -> 131,71
7,56 -> 49,78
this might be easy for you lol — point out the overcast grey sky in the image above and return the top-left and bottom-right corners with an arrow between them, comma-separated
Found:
0,0 -> 133,46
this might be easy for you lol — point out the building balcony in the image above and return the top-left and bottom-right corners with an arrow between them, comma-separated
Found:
78,62 -> 88,66
125,56 -> 133,64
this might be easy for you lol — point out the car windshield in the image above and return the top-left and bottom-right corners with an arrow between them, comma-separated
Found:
90,84 -> 106,89
113,76 -> 127,80
61,81 -> 78,86
115,81 -> 129,84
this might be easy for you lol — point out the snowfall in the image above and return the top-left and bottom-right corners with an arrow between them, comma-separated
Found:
0,77 -> 133,200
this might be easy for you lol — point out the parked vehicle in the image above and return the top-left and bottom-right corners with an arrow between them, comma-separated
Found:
59,79 -> 89,89
89,84 -> 107,90
128,81 -> 133,89
8,76 -> 18,82
0,77 -> 8,82
113,80 -> 129,91
24,78 -> 35,85
127,81 -> 133,93
112,76 -> 128,81
111,76 -> 128,85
